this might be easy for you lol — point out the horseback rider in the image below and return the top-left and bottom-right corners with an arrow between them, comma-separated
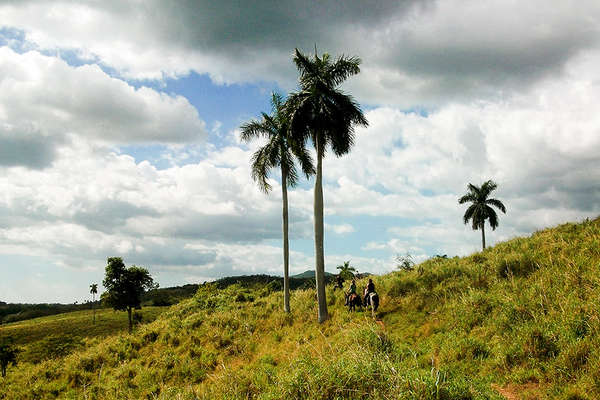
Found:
345,279 -> 357,305
364,278 -> 375,305
348,279 -> 357,295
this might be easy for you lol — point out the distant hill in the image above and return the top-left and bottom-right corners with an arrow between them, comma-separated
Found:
291,270 -> 335,279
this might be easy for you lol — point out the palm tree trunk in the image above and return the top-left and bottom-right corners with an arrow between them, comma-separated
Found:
481,221 -> 486,250
281,167 -> 290,313
314,135 -> 329,323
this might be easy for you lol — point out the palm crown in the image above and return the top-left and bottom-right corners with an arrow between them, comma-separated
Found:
287,49 -> 368,155
459,180 -> 507,250
336,260 -> 357,280
240,92 -> 314,192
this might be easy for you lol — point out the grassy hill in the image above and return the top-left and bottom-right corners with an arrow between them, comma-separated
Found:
1,217 -> 600,399
0,307 -> 167,365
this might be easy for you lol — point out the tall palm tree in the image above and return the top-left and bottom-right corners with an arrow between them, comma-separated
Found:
89,283 -> 98,324
240,92 -> 314,313
458,180 -> 507,250
287,48 -> 368,323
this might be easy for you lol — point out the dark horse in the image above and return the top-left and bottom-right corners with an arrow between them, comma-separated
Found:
345,293 -> 361,312
364,292 -> 379,314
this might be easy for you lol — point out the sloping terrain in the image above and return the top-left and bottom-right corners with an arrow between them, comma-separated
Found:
1,217 -> 599,399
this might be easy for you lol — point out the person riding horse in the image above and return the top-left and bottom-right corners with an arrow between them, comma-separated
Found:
363,278 -> 375,306
345,279 -> 357,305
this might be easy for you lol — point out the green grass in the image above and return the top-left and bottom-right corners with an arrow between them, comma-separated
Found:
1,217 -> 600,399
0,306 -> 166,364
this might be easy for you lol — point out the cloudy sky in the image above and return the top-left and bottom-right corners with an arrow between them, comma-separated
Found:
1,1 -> 599,303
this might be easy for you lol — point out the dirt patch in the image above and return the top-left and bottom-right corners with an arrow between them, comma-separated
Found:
492,383 -> 541,400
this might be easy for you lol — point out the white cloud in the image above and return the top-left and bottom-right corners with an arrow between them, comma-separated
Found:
0,48 -> 206,168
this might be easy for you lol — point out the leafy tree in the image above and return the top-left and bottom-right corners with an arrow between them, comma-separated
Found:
287,48 -> 368,323
240,93 -> 314,313
458,180 -> 507,250
336,260 -> 356,280
396,252 -> 415,271
101,257 -> 157,333
0,337 -> 18,378
90,283 -> 98,324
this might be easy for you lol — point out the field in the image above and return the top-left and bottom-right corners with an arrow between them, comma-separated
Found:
1,217 -> 600,399
0,307 -> 166,364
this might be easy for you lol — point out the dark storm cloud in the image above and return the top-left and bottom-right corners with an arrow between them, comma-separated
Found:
3,1 -> 600,105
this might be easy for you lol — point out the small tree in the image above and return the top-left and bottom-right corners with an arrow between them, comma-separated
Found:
89,283 -> 98,324
101,257 -> 157,333
396,252 -> 415,271
0,337 -> 18,378
336,260 -> 357,280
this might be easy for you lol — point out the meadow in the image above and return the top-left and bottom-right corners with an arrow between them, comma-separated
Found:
1,217 -> 599,399
0,307 -> 166,364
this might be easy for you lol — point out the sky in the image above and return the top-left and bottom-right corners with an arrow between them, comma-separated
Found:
1,1 -> 599,303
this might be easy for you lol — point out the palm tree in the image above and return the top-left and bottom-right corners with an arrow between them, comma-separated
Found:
287,48 -> 368,323
336,260 -> 356,280
240,92 -> 314,313
89,283 -> 98,324
458,180 -> 507,250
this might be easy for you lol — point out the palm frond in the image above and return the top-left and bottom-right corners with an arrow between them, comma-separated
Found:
293,48 -> 319,86
289,136 -> 315,178
486,205 -> 500,230
328,55 -> 362,87
458,193 -> 477,204
240,120 -> 273,142
250,136 -> 280,193
486,198 -> 506,214
463,204 -> 477,226
471,206 -> 485,230
250,147 -> 273,193
467,183 -> 480,195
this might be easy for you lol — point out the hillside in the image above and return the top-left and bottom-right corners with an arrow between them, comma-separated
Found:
1,217 -> 599,399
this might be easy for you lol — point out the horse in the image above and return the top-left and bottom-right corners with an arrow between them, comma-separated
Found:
345,293 -> 362,312
364,292 -> 379,316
